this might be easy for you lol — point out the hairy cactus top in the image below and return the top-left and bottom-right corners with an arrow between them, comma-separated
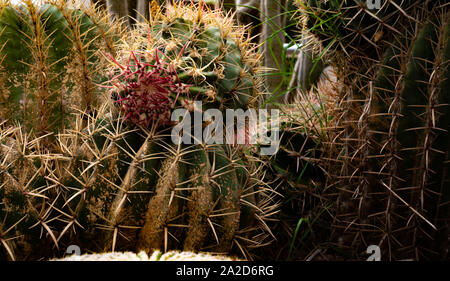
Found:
108,1 -> 263,129
0,1 -> 277,262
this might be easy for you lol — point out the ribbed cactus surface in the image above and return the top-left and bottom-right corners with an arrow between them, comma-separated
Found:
0,1 -> 277,261
0,108 -> 275,261
110,0 -> 263,123
0,0 -> 122,136
299,1 -> 450,260
104,1 -> 274,258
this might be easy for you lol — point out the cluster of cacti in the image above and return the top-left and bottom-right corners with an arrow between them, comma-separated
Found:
298,0 -> 450,260
0,1 -> 278,261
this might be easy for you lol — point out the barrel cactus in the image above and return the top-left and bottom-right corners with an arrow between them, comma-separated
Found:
0,1 -> 278,261
96,0 -> 274,259
299,1 -> 450,260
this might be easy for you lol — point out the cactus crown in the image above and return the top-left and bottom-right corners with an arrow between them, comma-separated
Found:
109,1 -> 263,121
110,49 -> 188,128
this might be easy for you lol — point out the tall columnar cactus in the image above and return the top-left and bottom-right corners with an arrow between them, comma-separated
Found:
0,0 -> 123,137
0,1 -> 278,261
298,0 -> 428,58
299,1 -> 450,260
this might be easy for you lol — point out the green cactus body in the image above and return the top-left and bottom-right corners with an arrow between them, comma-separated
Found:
302,2 -> 450,260
119,2 -> 262,113
0,5 -> 32,127
0,1 -> 122,136
0,2 -> 277,261
0,111 -> 277,260
181,146 -> 214,251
